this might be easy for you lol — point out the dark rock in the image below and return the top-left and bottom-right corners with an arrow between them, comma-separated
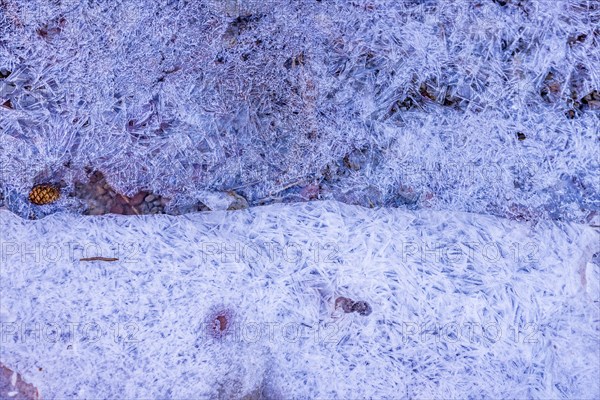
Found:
129,191 -> 147,206
110,203 -> 124,214
351,301 -> 372,316
335,297 -> 354,313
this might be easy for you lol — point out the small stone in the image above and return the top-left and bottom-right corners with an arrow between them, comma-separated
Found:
129,191 -> 146,206
335,297 -> 354,313
0,363 -> 40,400
351,301 -> 372,316
96,186 -> 106,196
206,307 -> 235,339
116,194 -> 129,205
343,152 -> 362,171
89,170 -> 104,184
87,207 -> 105,216
586,100 -> 600,110
227,193 -> 249,210
123,206 -> 138,215
227,198 -> 249,211
300,184 -> 320,200
145,194 -> 155,203
110,203 -> 124,214
216,315 -> 228,331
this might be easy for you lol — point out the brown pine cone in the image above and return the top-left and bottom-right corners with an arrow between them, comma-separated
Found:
29,184 -> 60,205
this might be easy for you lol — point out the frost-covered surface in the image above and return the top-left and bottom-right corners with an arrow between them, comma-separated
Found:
1,0 -> 599,221
1,201 -> 599,399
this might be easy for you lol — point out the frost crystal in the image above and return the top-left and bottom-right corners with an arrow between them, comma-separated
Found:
0,0 -> 598,221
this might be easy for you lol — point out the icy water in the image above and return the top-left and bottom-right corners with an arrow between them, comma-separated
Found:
1,0 -> 599,222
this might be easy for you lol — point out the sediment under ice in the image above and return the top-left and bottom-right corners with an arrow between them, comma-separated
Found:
1,201 -> 599,399
1,0 -> 599,221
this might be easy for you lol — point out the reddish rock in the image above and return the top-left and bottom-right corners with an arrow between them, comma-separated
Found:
109,203 -> 124,214
300,183 -> 320,200
335,296 -> 355,313
128,191 -> 147,206
115,194 -> 129,205
216,315 -> 228,331
206,307 -> 235,340
88,170 -> 104,184
123,206 -> 138,215
0,362 -> 40,400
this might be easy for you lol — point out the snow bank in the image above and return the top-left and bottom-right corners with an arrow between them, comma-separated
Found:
1,201 -> 598,399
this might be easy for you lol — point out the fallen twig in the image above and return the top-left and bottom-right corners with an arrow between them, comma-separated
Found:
79,257 -> 119,262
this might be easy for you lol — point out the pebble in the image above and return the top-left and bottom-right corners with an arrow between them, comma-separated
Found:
145,194 -> 155,202
335,297 -> 354,313
351,301 -> 372,316
226,192 -> 249,211
110,203 -> 124,214
587,100 -> 600,110
87,207 -> 105,216
123,206 -> 137,215
129,191 -> 146,206
89,171 -> 103,184
300,184 -> 320,200
116,194 -> 129,205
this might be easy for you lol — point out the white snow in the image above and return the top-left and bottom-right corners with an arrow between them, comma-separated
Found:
1,201 -> 598,399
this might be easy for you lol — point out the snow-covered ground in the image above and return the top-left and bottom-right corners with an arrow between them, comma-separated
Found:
1,0 -> 599,221
1,201 -> 599,399
1,0 -> 600,398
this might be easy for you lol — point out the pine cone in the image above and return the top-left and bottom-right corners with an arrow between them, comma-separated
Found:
29,184 -> 60,205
